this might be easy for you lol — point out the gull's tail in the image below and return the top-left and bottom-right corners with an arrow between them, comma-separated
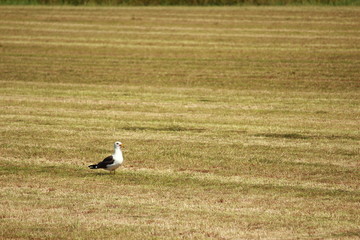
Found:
88,164 -> 98,169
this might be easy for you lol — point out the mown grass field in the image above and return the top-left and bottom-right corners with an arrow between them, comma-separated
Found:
0,6 -> 359,239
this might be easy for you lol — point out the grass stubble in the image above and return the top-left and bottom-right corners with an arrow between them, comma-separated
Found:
0,5 -> 359,240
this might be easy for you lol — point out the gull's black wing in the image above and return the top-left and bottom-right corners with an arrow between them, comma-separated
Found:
96,155 -> 114,169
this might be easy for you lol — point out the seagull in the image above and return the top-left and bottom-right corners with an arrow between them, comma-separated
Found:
88,141 -> 124,174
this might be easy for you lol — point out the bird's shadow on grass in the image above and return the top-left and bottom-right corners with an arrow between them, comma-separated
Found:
90,171 -> 114,176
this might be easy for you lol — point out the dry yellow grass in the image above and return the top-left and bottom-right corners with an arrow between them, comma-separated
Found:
0,6 -> 359,239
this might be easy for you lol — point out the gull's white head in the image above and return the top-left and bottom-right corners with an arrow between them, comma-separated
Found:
114,141 -> 123,149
